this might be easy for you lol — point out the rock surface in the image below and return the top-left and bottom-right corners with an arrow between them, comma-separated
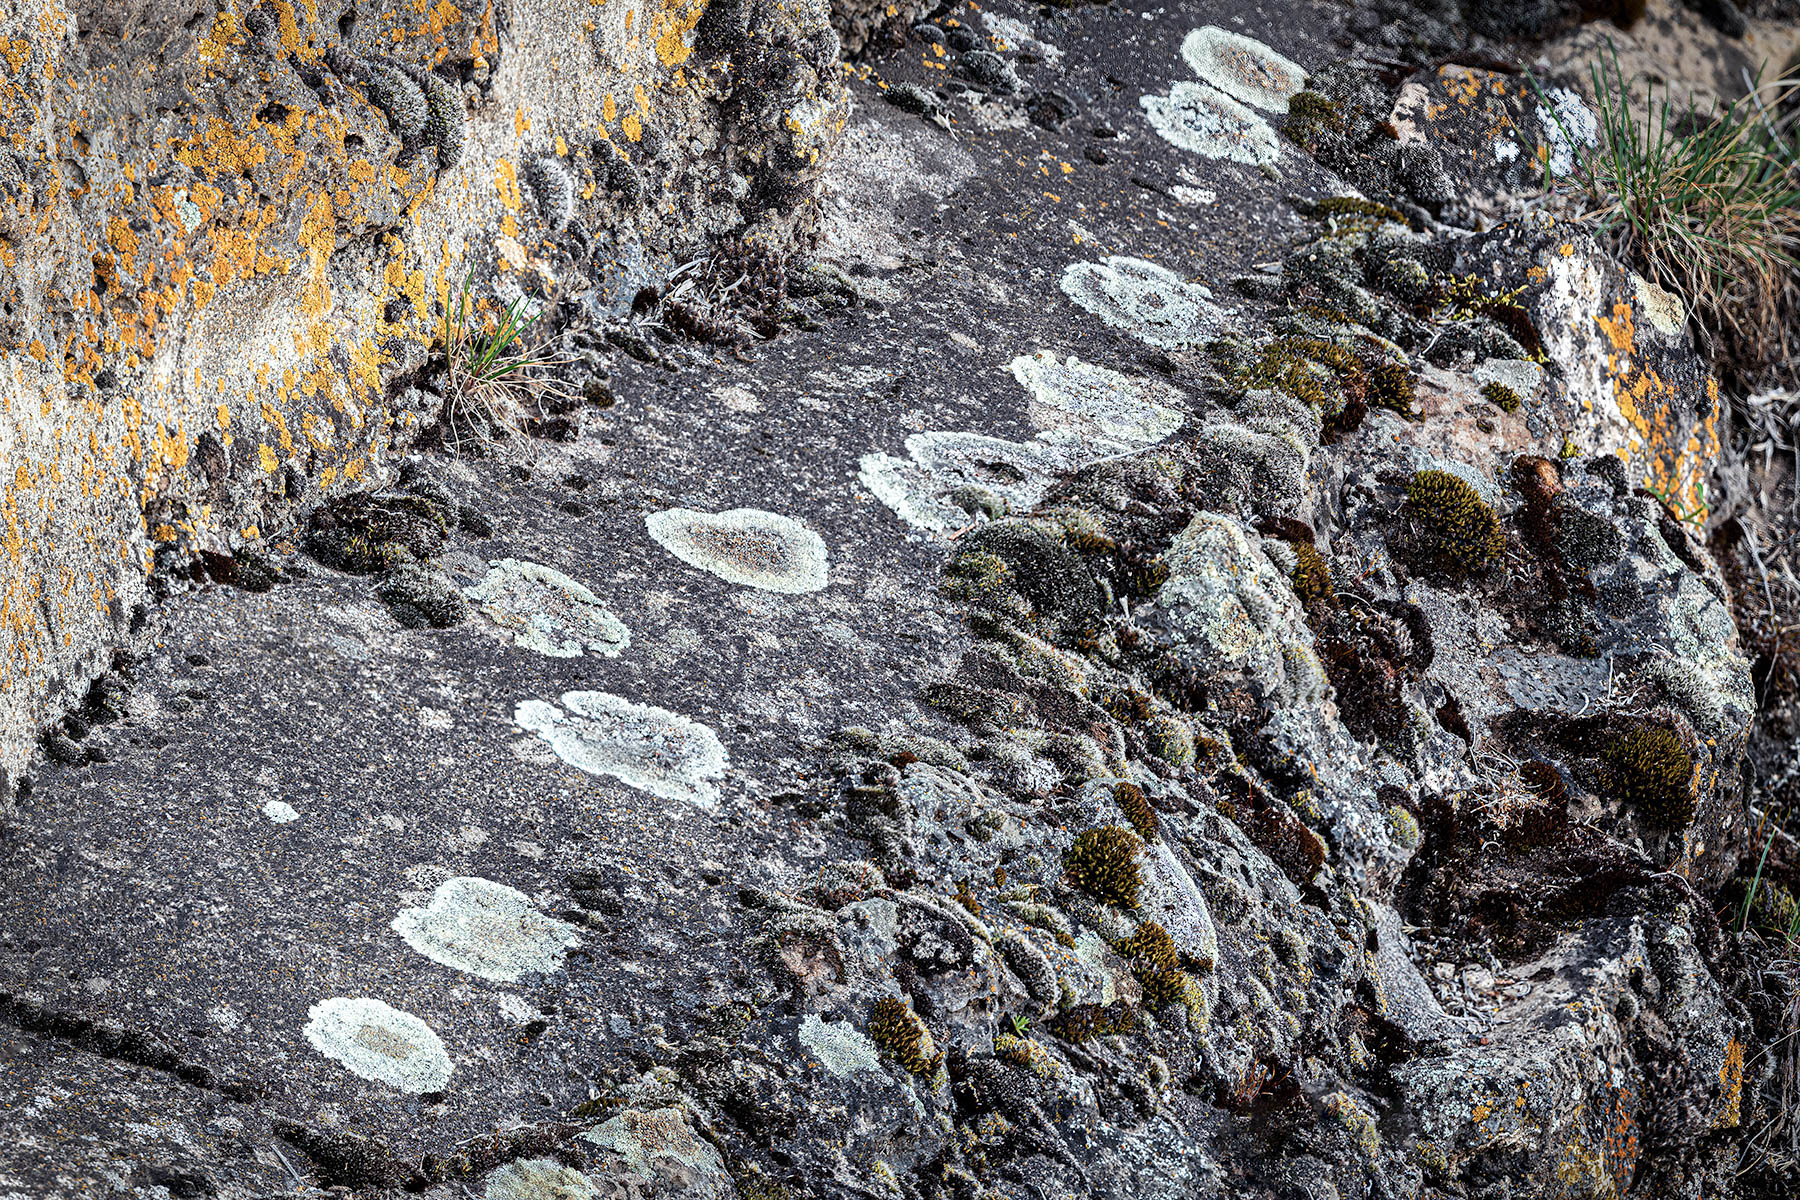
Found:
1,2 -> 1797,1200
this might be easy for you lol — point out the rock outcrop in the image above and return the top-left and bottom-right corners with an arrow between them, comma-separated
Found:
1,2 -> 1796,1199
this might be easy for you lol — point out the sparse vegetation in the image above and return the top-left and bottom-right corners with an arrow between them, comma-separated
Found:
1533,47 -> 1800,388
439,271 -> 572,451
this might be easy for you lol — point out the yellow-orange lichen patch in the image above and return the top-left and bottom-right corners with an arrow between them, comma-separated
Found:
1716,1036 -> 1745,1128
653,0 -> 708,68
176,117 -> 270,182
1592,301 -> 1719,519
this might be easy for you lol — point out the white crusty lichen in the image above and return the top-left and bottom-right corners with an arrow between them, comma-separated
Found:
1141,82 -> 1281,166
464,558 -> 630,658
514,691 -> 730,809
392,876 -> 581,982
798,1013 -> 885,1076
302,997 -> 453,1092
482,1158 -> 598,1200
1008,350 -> 1188,452
1180,27 -> 1307,112
645,507 -> 829,593
1061,256 -> 1227,348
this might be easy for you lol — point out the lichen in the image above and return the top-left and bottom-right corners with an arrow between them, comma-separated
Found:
514,692 -> 730,810
302,997 -> 453,1093
645,507 -> 829,593
1064,826 -> 1144,908
391,877 -> 580,983
1404,469 -> 1505,577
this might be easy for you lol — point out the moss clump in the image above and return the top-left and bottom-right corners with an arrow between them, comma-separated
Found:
1404,469 -> 1505,576
868,997 -> 941,1076
1116,921 -> 1192,1010
1482,380 -> 1522,412
994,1031 -> 1059,1080
1366,360 -> 1415,416
305,489 -> 452,574
1283,91 -> 1346,150
1290,541 -> 1332,602
376,563 -> 467,628
1314,196 -> 1411,228
1114,782 -> 1159,839
1385,804 -> 1421,850
1045,1001 -> 1136,1042
1144,714 -> 1194,768
1601,726 -> 1696,827
1064,826 -> 1143,908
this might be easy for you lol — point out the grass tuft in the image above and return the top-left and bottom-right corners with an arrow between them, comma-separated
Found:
1532,46 -> 1800,386
439,271 -> 573,451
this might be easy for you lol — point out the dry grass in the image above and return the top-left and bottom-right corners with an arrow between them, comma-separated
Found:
1535,46 -> 1800,389
439,272 -> 573,452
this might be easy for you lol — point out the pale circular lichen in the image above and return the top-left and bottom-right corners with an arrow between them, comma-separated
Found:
798,1012 -> 884,1076
262,799 -> 299,823
1179,27 -> 1307,112
483,1158 -> 597,1200
1141,82 -> 1281,166
391,876 -> 581,982
463,558 -> 630,658
1008,351 -> 1188,451
645,507 -> 829,593
514,691 -> 730,809
1060,256 -> 1227,349
301,997 -> 453,1093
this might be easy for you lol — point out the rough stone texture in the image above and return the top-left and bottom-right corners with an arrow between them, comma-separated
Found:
0,2 -> 1794,1199
0,0 -> 849,786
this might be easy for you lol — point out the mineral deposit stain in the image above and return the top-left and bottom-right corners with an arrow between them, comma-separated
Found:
514,691 -> 730,809
392,876 -> 581,982
645,508 -> 830,594
302,996 -> 453,1093
464,559 -> 631,658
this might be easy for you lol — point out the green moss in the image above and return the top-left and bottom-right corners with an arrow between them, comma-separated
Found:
1064,826 -> 1143,908
868,997 -> 942,1076
1283,91 -> 1346,150
1314,196 -> 1411,228
1045,1001 -> 1136,1042
1114,781 -> 1159,839
1290,541 -> 1332,602
1144,713 -> 1195,767
940,550 -> 1024,617
1601,726 -> 1696,828
1385,804 -> 1421,850
1115,921 -> 1194,1011
1482,380 -> 1522,412
1366,359 -> 1415,416
376,562 -> 467,628
1404,469 -> 1505,576
1323,1090 -> 1381,1157
993,1032 -> 1059,1080
949,484 -> 1007,521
